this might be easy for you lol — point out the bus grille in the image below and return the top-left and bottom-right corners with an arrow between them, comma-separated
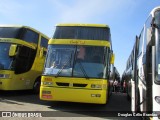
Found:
56,82 -> 69,86
56,82 -> 87,88
73,83 -> 87,87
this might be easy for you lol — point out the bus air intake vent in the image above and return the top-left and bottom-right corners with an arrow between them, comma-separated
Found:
73,83 -> 87,87
56,82 -> 69,86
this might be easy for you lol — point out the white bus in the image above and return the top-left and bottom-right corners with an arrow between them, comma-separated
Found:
123,6 -> 160,119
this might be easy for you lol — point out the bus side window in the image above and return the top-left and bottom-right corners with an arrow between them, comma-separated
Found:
138,29 -> 144,57
22,29 -> 39,44
40,36 -> 48,56
41,37 -> 48,48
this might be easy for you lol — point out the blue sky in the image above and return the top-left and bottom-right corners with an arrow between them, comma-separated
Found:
0,0 -> 159,76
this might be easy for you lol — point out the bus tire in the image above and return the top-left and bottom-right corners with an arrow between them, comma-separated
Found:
136,90 -> 140,113
126,87 -> 130,101
106,85 -> 111,104
127,92 -> 130,101
33,77 -> 41,94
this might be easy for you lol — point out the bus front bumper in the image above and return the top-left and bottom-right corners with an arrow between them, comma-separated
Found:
40,86 -> 107,104
0,78 -> 12,90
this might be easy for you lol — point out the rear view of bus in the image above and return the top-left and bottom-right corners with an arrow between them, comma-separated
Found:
0,25 -> 49,92
40,24 -> 115,104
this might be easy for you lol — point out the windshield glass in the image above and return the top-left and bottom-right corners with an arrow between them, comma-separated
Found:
0,43 -> 14,70
0,27 -> 21,38
44,45 -> 75,77
73,46 -> 106,78
155,10 -> 160,27
53,26 -> 110,41
43,45 -> 108,79
155,10 -> 160,82
157,29 -> 160,81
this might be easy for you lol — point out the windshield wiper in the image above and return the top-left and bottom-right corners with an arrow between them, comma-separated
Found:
76,61 -> 89,79
55,54 -> 73,77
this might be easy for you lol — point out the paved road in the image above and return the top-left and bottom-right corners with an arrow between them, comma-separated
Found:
0,91 -> 141,120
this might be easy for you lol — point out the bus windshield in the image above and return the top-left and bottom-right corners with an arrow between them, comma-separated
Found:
53,26 -> 110,41
43,45 -> 107,79
0,27 -> 21,38
155,10 -> 160,82
0,43 -> 14,70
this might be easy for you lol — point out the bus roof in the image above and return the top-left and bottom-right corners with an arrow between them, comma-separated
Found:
55,23 -> 110,28
0,25 -> 49,39
150,6 -> 160,17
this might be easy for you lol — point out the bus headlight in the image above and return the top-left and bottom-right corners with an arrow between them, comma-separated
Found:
42,82 -> 53,86
155,96 -> 160,104
91,84 -> 102,89
0,74 -> 10,79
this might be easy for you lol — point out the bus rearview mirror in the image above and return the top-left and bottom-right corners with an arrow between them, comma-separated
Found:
9,44 -> 17,56
110,54 -> 115,64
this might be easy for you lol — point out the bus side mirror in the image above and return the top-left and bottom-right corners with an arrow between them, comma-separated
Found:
110,54 -> 115,64
40,48 -> 44,58
9,44 -> 17,56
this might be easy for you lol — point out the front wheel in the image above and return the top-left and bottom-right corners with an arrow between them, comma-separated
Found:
127,92 -> 130,101
33,79 -> 41,94
136,90 -> 140,112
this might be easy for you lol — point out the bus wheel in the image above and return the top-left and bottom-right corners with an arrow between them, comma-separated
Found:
127,92 -> 130,101
136,90 -> 140,112
33,79 -> 41,94
126,87 -> 130,101
106,86 -> 111,104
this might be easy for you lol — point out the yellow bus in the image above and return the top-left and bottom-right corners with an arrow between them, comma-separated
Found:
0,25 -> 49,93
40,24 -> 115,104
